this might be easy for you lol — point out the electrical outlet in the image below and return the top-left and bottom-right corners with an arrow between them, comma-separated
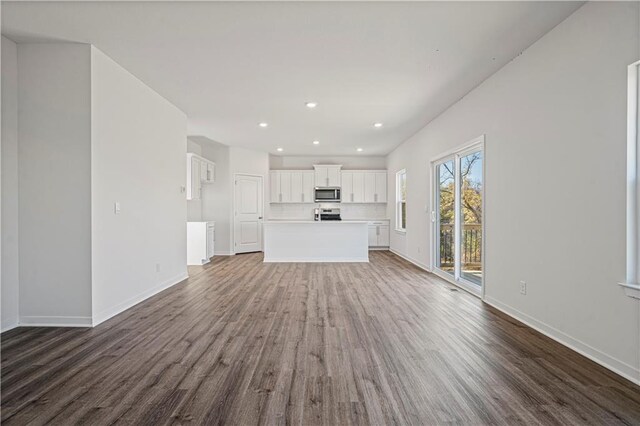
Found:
520,280 -> 527,295
156,263 -> 161,272
417,247 -> 421,253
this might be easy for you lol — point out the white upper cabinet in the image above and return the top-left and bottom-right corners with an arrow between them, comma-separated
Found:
374,172 -> 387,203
364,172 -> 376,203
187,153 -> 215,200
340,170 -> 387,204
314,165 -> 342,187
280,172 -> 292,203
290,172 -> 303,203
270,170 -> 315,203
302,172 -> 314,203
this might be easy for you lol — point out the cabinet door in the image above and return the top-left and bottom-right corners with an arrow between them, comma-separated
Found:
192,157 -> 202,200
270,171 -> 281,203
302,172 -> 315,203
327,167 -> 341,187
315,168 -> 328,187
375,172 -> 387,203
200,160 -> 208,182
207,226 -> 215,258
206,163 -> 215,183
378,225 -> 390,246
341,172 -> 353,203
353,172 -> 365,203
364,172 -> 376,203
280,172 -> 292,203
290,172 -> 303,203
368,225 -> 378,247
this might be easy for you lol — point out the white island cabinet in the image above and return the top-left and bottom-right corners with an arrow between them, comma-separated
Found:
263,221 -> 368,263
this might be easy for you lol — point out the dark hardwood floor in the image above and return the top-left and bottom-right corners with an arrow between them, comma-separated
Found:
2,251 -> 640,425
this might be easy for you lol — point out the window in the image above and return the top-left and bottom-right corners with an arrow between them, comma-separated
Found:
621,61 -> 640,299
396,169 -> 407,231
432,136 -> 484,295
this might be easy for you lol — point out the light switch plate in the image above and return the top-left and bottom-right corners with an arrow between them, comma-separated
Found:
114,202 -> 121,214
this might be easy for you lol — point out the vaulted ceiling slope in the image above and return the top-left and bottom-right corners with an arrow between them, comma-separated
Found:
2,1 -> 582,156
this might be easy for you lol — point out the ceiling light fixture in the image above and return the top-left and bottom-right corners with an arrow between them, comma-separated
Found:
357,148 -> 363,152
305,102 -> 318,109
373,122 -> 383,128
259,122 -> 269,128
276,147 -> 284,152
313,140 -> 320,145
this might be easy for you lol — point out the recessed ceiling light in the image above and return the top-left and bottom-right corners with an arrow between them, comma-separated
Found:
259,122 -> 268,128
373,122 -> 383,128
276,147 -> 283,152
312,140 -> 320,145
305,102 -> 318,109
356,148 -> 363,152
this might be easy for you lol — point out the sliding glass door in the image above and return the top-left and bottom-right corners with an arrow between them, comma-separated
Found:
432,139 -> 484,294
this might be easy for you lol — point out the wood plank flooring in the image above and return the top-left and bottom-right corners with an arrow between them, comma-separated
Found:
2,251 -> 640,425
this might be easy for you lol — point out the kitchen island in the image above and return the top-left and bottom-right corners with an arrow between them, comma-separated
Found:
263,220 -> 369,262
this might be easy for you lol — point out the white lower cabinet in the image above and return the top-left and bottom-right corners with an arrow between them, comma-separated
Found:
187,221 -> 215,265
367,220 -> 390,248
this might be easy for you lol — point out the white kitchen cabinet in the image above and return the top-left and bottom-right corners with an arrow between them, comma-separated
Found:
187,221 -> 215,265
341,172 -> 353,203
271,170 -> 315,203
270,171 -> 292,203
367,220 -> 390,248
363,171 -> 387,203
375,172 -> 387,203
280,172 -> 292,203
186,153 -> 215,200
314,165 -> 342,187
302,172 -> 314,203
364,173 -> 376,203
341,170 -> 386,203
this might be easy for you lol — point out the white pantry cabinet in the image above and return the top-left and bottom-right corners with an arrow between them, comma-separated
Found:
187,221 -> 215,265
186,153 -> 215,200
270,170 -> 315,203
313,165 -> 342,187
341,171 -> 387,203
368,220 -> 390,248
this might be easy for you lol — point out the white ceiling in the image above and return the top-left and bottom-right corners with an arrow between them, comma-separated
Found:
2,1 -> 582,156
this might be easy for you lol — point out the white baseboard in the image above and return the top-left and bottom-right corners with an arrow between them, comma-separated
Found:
369,247 -> 389,251
1,320 -> 19,333
19,315 -> 93,327
214,251 -> 234,256
484,296 -> 640,386
389,248 -> 431,272
92,271 -> 189,327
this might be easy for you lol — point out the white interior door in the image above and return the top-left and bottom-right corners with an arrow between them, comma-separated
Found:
234,174 -> 263,253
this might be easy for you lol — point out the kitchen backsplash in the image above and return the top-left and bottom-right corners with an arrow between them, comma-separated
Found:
269,203 -> 388,220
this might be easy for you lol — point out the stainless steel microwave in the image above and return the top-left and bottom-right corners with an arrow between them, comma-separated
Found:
314,187 -> 341,203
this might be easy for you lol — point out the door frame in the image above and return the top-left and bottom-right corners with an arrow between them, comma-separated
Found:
430,135 -> 485,299
233,173 -> 265,255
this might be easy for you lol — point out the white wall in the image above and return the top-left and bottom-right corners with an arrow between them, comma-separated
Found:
230,146 -> 270,252
1,36 -> 19,331
270,155 -> 386,170
387,2 -> 640,383
186,139 -> 203,221
17,43 -> 93,326
90,47 -> 188,325
200,141 -> 232,255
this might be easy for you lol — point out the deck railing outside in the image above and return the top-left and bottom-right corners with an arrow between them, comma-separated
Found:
439,223 -> 482,270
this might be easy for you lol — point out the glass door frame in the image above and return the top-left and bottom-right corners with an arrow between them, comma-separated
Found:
430,135 -> 485,298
